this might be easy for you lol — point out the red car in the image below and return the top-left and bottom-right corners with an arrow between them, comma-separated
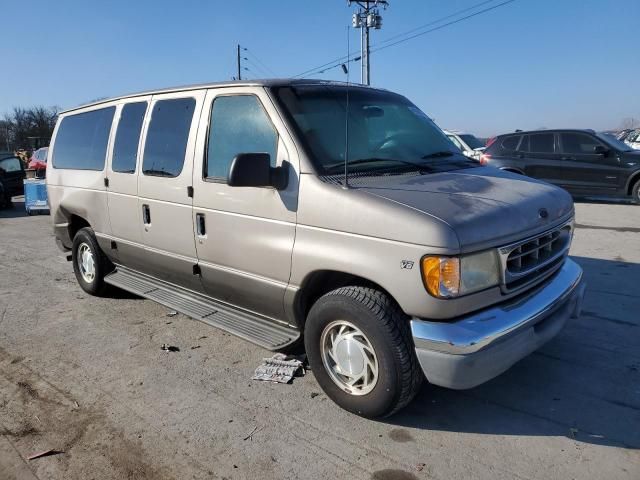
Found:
28,147 -> 48,170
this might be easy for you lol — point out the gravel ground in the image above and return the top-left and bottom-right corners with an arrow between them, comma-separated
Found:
1,196 -> 639,480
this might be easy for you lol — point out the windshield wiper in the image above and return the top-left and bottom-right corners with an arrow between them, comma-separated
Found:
421,151 -> 454,160
323,157 -> 430,174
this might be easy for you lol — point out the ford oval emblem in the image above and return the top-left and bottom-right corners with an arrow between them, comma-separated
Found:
539,208 -> 549,219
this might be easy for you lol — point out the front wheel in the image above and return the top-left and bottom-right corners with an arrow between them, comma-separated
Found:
72,227 -> 111,295
632,180 -> 640,205
304,287 -> 423,418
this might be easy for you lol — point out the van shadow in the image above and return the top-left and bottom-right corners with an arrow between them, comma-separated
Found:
385,255 -> 640,450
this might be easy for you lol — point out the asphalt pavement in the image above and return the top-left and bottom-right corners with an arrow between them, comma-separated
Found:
1,197 -> 639,480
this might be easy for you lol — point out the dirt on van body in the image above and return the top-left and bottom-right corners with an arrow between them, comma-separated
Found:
1,198 -> 639,479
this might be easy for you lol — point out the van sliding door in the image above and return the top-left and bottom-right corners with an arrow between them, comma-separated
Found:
105,98 -> 150,271
136,90 -> 206,292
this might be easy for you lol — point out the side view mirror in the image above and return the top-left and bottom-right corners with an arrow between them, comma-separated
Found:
227,153 -> 288,190
593,145 -> 609,156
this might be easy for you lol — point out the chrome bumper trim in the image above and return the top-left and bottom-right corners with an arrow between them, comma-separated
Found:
411,258 -> 584,355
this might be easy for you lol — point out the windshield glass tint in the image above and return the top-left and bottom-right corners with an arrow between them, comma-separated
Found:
459,134 -> 484,149
595,132 -> 632,151
272,85 -> 459,173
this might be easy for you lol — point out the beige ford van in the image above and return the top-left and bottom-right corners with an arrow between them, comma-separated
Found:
47,80 -> 585,417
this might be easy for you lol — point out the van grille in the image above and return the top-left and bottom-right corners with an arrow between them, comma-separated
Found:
498,222 -> 572,292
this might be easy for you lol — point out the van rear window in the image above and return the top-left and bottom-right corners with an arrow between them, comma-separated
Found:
52,107 -> 115,170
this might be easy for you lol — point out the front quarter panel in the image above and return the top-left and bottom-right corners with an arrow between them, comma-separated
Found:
290,174 -> 510,320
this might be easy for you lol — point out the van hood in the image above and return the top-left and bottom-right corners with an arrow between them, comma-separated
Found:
357,167 -> 574,251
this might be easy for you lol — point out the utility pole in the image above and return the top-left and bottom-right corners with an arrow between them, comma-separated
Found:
236,44 -> 242,80
349,1 -> 387,85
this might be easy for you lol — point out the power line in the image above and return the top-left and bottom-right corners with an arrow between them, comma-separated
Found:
244,48 -> 278,77
295,1 -> 496,78
371,0 -> 517,55
293,0 -> 516,78
371,0 -> 496,48
244,57 -> 274,78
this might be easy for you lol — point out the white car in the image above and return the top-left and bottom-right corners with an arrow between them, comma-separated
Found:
624,129 -> 640,150
444,130 -> 485,160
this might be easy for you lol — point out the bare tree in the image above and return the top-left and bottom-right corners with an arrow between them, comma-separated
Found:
1,106 -> 60,152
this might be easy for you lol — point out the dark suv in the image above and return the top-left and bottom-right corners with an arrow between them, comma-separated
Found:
0,154 -> 26,208
481,129 -> 640,203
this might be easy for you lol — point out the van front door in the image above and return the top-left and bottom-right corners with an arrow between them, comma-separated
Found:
192,88 -> 298,322
137,90 -> 205,292
105,99 -> 149,271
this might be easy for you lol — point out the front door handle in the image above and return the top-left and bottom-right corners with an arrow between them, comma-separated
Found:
196,213 -> 206,237
142,204 -> 151,225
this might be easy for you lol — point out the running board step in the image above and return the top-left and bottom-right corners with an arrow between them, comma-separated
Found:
104,268 -> 300,350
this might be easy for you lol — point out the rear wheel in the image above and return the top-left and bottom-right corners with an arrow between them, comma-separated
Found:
72,227 -> 111,295
304,286 -> 423,418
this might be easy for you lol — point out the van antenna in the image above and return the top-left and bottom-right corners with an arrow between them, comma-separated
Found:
343,26 -> 350,189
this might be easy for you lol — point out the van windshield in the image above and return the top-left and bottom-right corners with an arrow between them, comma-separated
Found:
271,85 -> 473,175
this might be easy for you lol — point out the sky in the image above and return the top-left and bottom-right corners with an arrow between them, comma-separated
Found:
2,0 -> 639,137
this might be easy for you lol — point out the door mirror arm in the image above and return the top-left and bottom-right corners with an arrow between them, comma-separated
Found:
270,161 -> 289,190
227,153 -> 289,190
593,145 -> 609,156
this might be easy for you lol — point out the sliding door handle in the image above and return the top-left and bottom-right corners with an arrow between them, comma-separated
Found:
142,204 -> 151,225
196,213 -> 206,237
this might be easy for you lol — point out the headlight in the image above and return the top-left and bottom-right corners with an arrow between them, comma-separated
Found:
421,250 -> 499,298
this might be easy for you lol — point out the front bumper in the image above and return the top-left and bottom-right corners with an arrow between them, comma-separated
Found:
411,258 -> 585,389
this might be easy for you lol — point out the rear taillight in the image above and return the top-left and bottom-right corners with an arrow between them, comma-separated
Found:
479,153 -> 491,165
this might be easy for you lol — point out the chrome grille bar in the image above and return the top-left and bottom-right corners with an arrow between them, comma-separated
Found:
498,220 -> 573,293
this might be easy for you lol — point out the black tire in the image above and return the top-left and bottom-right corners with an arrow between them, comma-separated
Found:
0,182 -> 9,209
632,180 -> 640,204
72,227 -> 111,296
304,286 -> 423,418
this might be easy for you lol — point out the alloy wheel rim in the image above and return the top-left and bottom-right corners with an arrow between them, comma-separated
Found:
77,243 -> 96,283
320,320 -> 379,396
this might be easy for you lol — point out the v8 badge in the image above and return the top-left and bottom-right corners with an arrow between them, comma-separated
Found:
400,260 -> 414,270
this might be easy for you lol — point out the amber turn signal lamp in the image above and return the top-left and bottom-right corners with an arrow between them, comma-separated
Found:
421,256 -> 460,298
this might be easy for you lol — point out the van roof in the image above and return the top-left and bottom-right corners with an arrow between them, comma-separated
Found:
61,79 -> 381,114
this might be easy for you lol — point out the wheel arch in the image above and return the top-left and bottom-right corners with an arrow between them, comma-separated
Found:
625,169 -> 640,196
68,214 -> 91,241
293,269 -> 402,328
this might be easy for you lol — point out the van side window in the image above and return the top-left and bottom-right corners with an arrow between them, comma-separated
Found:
112,102 -> 147,173
205,95 -> 277,180
52,107 -> 115,170
142,98 -> 195,177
